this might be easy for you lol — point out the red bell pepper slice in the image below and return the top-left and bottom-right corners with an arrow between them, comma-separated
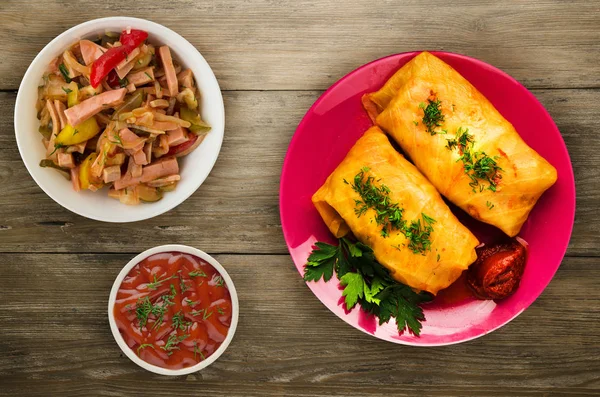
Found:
89,29 -> 148,88
120,29 -> 148,49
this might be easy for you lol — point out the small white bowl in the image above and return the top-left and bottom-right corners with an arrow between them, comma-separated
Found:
14,17 -> 225,222
108,244 -> 239,376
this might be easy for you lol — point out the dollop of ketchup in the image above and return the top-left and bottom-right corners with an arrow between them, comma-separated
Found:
467,238 -> 527,300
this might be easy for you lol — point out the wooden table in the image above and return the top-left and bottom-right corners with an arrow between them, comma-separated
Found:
1,1 -> 599,395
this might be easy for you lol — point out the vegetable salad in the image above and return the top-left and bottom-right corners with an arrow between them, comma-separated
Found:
36,28 -> 210,205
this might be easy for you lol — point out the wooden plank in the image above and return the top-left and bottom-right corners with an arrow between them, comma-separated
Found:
1,0 -> 600,91
0,89 -> 598,255
0,253 -> 598,395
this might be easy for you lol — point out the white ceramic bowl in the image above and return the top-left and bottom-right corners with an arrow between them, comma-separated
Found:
14,17 -> 225,222
108,244 -> 239,375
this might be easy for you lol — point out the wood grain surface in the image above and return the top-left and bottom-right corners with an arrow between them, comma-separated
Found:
0,0 -> 599,396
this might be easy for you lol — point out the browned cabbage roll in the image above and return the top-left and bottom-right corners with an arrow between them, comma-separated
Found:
312,126 -> 479,295
364,52 -> 557,237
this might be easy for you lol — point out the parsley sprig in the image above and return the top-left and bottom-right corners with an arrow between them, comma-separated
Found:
303,238 -> 433,336
446,127 -> 503,193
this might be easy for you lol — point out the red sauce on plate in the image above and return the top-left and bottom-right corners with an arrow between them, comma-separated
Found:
467,238 -> 527,300
113,252 -> 233,369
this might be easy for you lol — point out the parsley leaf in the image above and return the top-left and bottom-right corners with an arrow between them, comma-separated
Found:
376,285 -> 433,336
303,242 -> 337,282
363,276 -> 385,305
340,272 -> 364,309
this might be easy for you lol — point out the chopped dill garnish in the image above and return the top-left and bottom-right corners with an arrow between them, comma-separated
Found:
136,343 -> 155,356
188,270 -> 207,278
135,283 -> 177,329
345,167 -> 405,238
172,311 -> 192,330
49,143 -> 66,156
190,309 -> 213,320
144,72 -> 152,80
160,334 -> 189,356
446,127 -> 503,192
420,98 -> 445,135
179,277 -> 188,293
345,168 -> 436,254
146,274 -> 177,290
62,87 -> 72,94
111,131 -> 123,146
193,341 -> 205,361
404,213 -> 436,254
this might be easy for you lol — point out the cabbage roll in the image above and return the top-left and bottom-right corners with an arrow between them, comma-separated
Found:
312,126 -> 479,295
365,52 -> 557,237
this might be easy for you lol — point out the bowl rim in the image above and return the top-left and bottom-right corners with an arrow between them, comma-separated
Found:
14,16 -> 225,223
107,244 -> 239,375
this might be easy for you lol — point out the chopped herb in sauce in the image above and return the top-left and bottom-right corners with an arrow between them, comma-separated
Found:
172,311 -> 192,330
146,274 -> 177,290
136,343 -> 155,356
188,270 -> 207,278
160,334 -> 189,356
193,341 -> 205,361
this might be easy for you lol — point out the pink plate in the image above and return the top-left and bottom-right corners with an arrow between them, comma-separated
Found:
279,51 -> 575,346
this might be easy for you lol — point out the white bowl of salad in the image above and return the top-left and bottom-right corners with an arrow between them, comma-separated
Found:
14,17 -> 225,222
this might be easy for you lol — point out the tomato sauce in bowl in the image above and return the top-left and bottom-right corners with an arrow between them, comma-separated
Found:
109,246 -> 238,374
